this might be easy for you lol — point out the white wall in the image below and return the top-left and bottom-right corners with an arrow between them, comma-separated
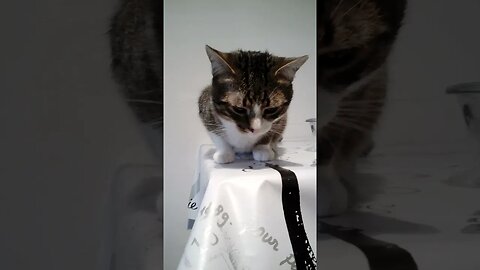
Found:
164,0 -> 316,268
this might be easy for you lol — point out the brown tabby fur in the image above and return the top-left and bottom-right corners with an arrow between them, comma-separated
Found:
198,46 -> 307,154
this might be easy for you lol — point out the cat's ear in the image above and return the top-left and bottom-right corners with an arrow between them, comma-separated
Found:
274,55 -> 309,81
205,45 -> 236,77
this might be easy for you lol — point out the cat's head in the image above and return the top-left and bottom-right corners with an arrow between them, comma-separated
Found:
205,45 -> 308,135
318,0 -> 407,93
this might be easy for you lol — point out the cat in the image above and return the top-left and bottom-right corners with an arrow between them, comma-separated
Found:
199,46 -> 308,164
316,0 -> 407,216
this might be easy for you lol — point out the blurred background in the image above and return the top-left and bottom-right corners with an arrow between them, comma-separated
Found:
373,1 -> 480,147
0,0 -> 159,269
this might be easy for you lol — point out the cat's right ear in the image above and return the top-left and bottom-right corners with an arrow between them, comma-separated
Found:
274,55 -> 309,82
205,45 -> 236,77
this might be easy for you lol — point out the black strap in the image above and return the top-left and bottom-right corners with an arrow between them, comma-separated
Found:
319,221 -> 418,270
267,163 -> 317,269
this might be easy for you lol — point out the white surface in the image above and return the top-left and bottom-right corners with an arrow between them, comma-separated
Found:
318,141 -> 480,269
179,141 -> 316,270
164,0 -> 316,268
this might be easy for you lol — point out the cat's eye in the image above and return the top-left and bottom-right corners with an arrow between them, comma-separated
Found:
264,107 -> 279,115
232,106 -> 247,115
319,48 -> 358,68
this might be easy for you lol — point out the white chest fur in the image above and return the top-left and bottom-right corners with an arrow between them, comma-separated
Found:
219,117 -> 263,153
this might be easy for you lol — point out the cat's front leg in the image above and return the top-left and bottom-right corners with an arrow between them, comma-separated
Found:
209,132 -> 235,164
252,144 -> 275,162
317,164 -> 349,217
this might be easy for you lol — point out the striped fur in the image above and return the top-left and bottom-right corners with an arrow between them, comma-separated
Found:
317,0 -> 407,215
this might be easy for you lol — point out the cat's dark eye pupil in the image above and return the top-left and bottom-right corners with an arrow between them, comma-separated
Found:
215,101 -> 228,106
232,106 -> 247,114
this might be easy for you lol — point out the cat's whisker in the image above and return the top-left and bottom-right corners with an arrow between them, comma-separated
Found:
330,0 -> 346,18
338,0 -> 367,20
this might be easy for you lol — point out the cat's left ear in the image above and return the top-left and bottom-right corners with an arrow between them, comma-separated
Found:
274,55 -> 309,81
205,45 -> 236,77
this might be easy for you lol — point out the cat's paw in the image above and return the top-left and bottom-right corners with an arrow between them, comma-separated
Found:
252,145 -> 275,161
213,150 -> 235,164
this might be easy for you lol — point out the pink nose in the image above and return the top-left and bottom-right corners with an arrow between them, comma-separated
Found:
251,118 -> 262,130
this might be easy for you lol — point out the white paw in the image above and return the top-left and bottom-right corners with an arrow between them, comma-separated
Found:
252,145 -> 275,161
213,150 -> 235,164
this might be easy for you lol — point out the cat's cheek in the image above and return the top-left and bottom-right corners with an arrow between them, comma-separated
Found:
252,145 -> 275,161
213,150 -> 235,164
259,122 -> 273,135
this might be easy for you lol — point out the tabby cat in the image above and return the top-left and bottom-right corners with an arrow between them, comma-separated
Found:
199,46 -> 308,164
316,0 -> 407,216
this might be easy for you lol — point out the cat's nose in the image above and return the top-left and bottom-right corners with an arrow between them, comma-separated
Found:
251,118 -> 262,130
